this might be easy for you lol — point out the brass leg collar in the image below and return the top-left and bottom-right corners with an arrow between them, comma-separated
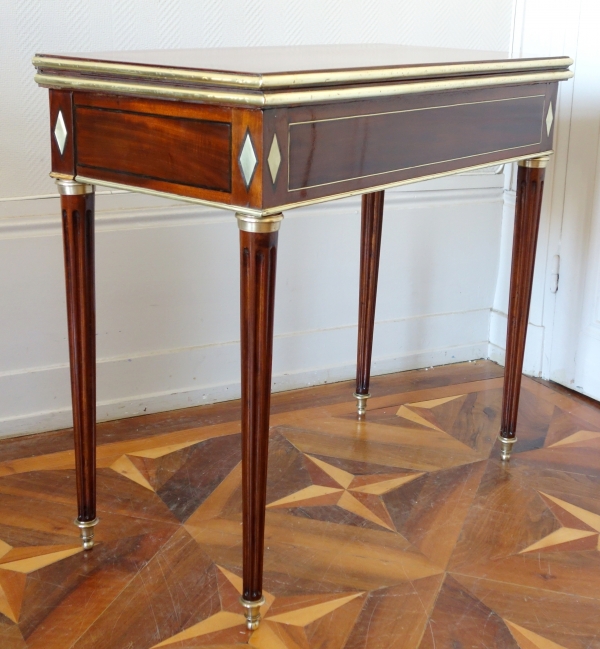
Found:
240,595 -> 265,631
56,179 -> 95,195
353,392 -> 371,417
497,435 -> 517,462
236,213 -> 283,233
518,154 -> 552,169
74,517 -> 99,550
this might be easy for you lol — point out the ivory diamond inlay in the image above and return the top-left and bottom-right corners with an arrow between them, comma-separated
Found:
54,110 -> 68,155
546,102 -> 554,136
239,129 -> 257,189
267,133 -> 282,184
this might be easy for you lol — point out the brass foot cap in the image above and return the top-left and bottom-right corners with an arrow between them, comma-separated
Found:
497,435 -> 517,462
353,392 -> 371,417
74,517 -> 99,550
240,595 -> 265,631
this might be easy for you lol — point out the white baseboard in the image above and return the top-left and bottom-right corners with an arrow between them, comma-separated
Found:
488,309 -> 544,375
0,176 -> 503,439
0,308 -> 489,438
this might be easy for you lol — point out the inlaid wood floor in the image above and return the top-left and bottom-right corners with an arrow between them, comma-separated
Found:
1,361 -> 600,648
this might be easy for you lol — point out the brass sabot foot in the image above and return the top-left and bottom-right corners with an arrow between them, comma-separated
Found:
74,517 -> 99,550
240,595 -> 265,631
497,435 -> 517,462
353,392 -> 371,417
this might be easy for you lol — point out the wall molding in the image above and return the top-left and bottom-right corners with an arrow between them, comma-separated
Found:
0,183 -> 503,239
0,175 -> 503,438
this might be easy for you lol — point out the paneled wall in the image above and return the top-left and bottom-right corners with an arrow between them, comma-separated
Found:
0,0 -> 514,436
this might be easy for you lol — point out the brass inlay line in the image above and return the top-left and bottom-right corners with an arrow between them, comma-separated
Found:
288,95 -> 545,191
75,150 -> 553,218
290,94 -> 545,126
33,55 -> 573,90
34,70 -> 573,107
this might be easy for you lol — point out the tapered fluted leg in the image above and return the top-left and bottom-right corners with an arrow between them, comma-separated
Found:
354,191 -> 385,416
499,157 -> 549,461
237,213 -> 282,630
58,179 -> 99,549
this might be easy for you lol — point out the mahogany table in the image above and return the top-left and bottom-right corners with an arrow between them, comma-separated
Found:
33,44 -> 573,630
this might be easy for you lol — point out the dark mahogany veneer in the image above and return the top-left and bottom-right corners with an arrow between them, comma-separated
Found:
34,44 -> 572,630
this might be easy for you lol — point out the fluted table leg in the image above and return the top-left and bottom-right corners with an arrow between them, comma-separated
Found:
354,191 -> 385,416
499,156 -> 549,461
237,213 -> 282,630
58,179 -> 99,549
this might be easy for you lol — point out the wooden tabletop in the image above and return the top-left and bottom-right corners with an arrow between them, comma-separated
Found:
34,44 -> 573,106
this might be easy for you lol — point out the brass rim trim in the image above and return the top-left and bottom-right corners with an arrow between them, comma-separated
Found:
239,596 -> 266,608
56,179 -> 95,195
518,154 -> 552,168
74,517 -> 99,529
33,54 -> 573,91
236,213 -> 283,233
35,70 -> 573,107
497,435 -> 518,445
76,150 -> 553,218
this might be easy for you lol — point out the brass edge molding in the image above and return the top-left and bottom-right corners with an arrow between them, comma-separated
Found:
75,175 -> 264,217
35,74 -> 263,108
77,150 -> 552,218
263,58 -> 573,89
236,213 -> 283,232
50,171 -> 75,180
518,155 -> 551,168
33,54 -> 573,90
36,70 -> 573,107
33,56 -> 260,89
271,71 -> 574,106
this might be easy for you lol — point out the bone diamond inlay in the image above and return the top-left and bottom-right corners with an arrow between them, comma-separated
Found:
546,102 -> 554,136
54,110 -> 68,155
239,129 -> 258,189
267,133 -> 282,184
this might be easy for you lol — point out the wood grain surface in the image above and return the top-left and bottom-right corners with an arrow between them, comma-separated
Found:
76,105 -> 232,193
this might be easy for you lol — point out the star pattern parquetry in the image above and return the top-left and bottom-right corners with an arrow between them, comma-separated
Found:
152,564 -> 364,648
519,492 -> 600,554
267,454 -> 423,531
0,539 -> 82,622
0,362 -> 599,647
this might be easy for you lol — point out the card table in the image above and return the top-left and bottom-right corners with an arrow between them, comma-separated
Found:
33,44 -> 573,629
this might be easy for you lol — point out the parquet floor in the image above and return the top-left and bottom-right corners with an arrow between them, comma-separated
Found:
1,360 -> 600,648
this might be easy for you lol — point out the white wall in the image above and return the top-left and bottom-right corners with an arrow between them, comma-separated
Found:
489,0 -> 579,376
0,0 -> 515,437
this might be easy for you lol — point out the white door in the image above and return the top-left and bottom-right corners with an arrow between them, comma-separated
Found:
546,0 -> 600,398
517,0 -> 600,400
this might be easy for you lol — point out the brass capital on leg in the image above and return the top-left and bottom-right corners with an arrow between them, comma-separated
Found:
236,212 -> 283,233
518,154 -> 552,169
74,518 -> 99,550
240,595 -> 265,630
56,178 -> 95,195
